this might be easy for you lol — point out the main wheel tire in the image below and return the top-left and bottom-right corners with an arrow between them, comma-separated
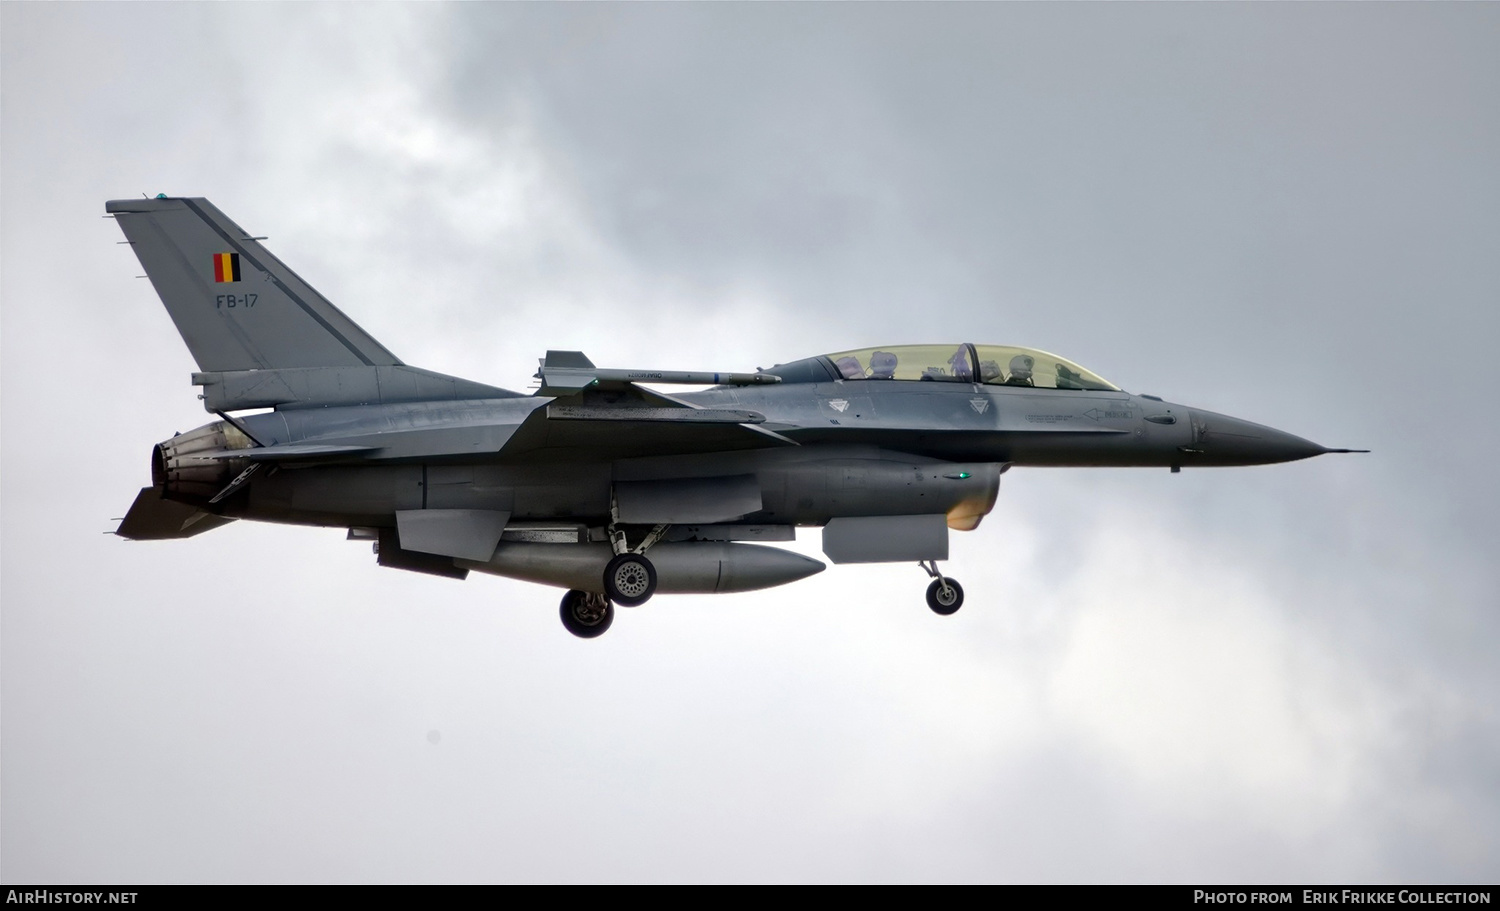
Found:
604,553 -> 657,607
925,578 -> 964,615
560,589 -> 614,638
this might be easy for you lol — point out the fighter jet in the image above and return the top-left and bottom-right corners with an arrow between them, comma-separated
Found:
109,196 -> 1365,637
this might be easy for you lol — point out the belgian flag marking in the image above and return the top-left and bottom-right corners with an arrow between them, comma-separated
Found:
212,252 -> 242,283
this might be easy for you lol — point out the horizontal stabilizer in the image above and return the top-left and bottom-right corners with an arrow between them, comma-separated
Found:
116,486 -> 235,539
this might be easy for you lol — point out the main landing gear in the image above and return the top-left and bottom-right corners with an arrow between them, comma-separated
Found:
602,498 -> 668,608
920,559 -> 964,615
604,553 -> 657,607
560,589 -> 614,639
558,554 -> 651,639
562,503 -> 669,637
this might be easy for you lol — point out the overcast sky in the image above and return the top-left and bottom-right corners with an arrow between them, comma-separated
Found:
3,3 -> 1497,883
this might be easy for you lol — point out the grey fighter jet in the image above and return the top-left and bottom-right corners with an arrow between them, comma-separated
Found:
109,196 -> 1364,637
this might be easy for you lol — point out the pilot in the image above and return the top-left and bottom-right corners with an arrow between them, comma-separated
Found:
1006,354 -> 1035,386
834,356 -> 864,380
869,350 -> 898,379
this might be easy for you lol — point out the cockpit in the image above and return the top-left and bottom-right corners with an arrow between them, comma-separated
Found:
769,344 -> 1119,391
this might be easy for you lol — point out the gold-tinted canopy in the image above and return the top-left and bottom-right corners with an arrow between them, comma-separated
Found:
822,344 -> 1118,391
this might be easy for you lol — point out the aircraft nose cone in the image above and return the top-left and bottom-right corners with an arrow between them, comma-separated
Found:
1186,409 -> 1328,465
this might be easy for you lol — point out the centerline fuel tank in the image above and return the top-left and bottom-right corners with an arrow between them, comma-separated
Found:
459,541 -> 825,594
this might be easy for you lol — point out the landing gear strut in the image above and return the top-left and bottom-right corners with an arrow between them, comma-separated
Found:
920,560 -> 964,615
560,589 -> 614,638
603,492 -> 666,607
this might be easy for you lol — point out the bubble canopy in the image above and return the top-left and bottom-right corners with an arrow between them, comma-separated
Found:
775,344 -> 1120,391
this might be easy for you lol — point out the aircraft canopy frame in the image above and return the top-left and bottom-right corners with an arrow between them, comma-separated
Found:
817,344 -> 1119,391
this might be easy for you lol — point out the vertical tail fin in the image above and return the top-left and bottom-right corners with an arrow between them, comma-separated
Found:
107,197 -> 403,371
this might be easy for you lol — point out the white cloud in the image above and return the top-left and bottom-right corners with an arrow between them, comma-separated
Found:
1044,514 -> 1390,831
4,1 -> 1496,883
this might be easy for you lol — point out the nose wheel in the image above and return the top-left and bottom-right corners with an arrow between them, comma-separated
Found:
925,577 -> 964,614
920,560 -> 964,615
560,589 -> 614,638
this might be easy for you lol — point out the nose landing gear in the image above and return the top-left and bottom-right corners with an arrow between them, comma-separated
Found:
920,560 -> 964,615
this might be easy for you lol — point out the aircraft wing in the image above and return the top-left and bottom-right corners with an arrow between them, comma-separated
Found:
187,387 -> 794,466
495,398 -> 797,462
195,351 -> 797,463
492,350 -> 795,460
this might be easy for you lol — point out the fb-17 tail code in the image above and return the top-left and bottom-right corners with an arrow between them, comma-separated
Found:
107,196 -> 402,372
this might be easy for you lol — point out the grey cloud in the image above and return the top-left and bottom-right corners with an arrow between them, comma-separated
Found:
4,2 -> 1497,883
